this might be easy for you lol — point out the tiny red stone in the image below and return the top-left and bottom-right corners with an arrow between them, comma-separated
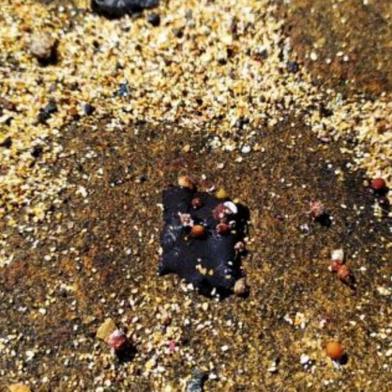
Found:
330,260 -> 342,273
216,222 -> 231,235
336,264 -> 351,282
212,203 -> 227,222
370,178 -> 386,191
309,201 -> 325,219
191,197 -> 203,209
107,330 -> 127,351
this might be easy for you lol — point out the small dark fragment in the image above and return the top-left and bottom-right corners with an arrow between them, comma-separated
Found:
91,0 -> 159,18
159,185 -> 249,297
31,145 -> 44,159
186,369 -> 207,392
0,136 -> 12,149
117,82 -> 130,97
82,103 -> 95,115
147,12 -> 160,26
37,100 -> 58,123
287,61 -> 299,73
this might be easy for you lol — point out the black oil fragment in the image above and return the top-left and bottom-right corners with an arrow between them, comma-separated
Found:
159,185 -> 249,297
91,0 -> 159,18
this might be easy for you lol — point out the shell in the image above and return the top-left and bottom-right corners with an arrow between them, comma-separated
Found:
331,248 -> 344,262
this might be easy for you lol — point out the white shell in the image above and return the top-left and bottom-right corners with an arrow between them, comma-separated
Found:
331,249 -> 344,262
223,201 -> 238,214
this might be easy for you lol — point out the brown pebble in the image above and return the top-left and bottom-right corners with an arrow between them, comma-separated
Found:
191,224 -> 205,238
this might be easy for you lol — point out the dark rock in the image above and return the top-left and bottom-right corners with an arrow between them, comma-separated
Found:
158,185 -> 249,297
186,370 -> 207,392
37,100 -> 58,123
287,61 -> 299,73
0,136 -> 12,149
147,12 -> 160,26
31,145 -> 44,158
82,103 -> 95,115
91,0 -> 159,18
117,83 -> 129,97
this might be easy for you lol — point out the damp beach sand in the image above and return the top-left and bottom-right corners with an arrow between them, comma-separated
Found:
0,0 -> 391,391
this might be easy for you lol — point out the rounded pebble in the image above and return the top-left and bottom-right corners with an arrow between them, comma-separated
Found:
325,341 -> 344,360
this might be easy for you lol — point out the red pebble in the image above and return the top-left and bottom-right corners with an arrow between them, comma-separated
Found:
330,260 -> 343,273
191,197 -> 203,209
370,178 -> 386,191
168,340 -> 177,353
336,264 -> 351,282
309,201 -> 325,219
212,203 -> 227,222
216,222 -> 231,235
107,330 -> 127,351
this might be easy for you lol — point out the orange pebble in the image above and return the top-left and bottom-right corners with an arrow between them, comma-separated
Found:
191,225 -> 205,238
178,175 -> 196,190
336,264 -> 351,282
326,341 -> 344,360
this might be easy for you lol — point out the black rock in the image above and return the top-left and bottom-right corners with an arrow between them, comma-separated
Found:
287,61 -> 299,73
159,185 -> 249,297
91,0 -> 159,18
83,103 -> 95,115
186,369 -> 207,392
147,12 -> 160,26
0,136 -> 12,149
37,100 -> 58,123
117,83 -> 129,97
31,145 -> 43,158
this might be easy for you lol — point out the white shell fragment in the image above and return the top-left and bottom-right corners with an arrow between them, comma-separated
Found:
331,248 -> 344,262
223,201 -> 238,215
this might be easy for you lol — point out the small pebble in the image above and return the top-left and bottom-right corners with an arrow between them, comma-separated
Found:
178,175 -> 196,190
325,341 -> 344,361
96,318 -> 117,342
8,384 -> 31,392
29,32 -> 57,63
107,329 -> 128,351
331,249 -> 344,262
147,13 -> 161,26
215,188 -> 228,199
287,61 -> 299,73
241,145 -> 251,154
370,178 -> 387,191
216,222 -> 231,235
191,224 -> 205,238
233,277 -> 248,296
186,369 -> 207,392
